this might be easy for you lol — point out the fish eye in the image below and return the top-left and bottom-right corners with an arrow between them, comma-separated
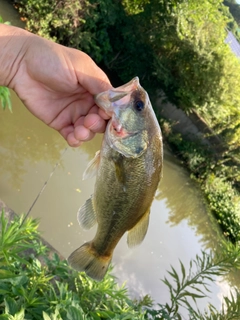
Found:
135,100 -> 145,111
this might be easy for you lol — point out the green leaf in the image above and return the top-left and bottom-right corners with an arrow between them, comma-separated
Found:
4,297 -> 19,316
42,312 -> 52,320
66,306 -> 85,320
0,269 -> 16,279
11,309 -> 25,320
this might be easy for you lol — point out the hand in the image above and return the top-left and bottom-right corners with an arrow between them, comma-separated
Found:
1,25 -> 112,146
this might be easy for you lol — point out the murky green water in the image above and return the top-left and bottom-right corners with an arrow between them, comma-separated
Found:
0,0 -> 233,312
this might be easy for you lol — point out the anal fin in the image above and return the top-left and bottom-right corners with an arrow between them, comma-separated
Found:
127,209 -> 150,248
77,196 -> 97,230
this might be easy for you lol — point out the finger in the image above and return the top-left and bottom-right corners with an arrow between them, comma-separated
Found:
98,109 -> 111,120
84,113 -> 107,133
74,125 -> 95,142
76,52 -> 112,95
88,104 -> 111,120
67,134 -> 82,147
59,125 -> 82,147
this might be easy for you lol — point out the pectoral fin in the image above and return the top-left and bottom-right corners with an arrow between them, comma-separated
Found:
127,209 -> 150,248
83,150 -> 100,180
77,196 -> 97,230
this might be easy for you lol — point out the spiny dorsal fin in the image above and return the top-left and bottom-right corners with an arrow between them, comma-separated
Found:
83,150 -> 100,180
127,209 -> 150,248
77,196 -> 97,230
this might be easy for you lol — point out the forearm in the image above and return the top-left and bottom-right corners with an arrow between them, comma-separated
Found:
0,24 -> 30,88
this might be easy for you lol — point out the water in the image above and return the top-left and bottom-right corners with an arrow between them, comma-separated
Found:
0,0 -> 233,315
0,89 -> 227,309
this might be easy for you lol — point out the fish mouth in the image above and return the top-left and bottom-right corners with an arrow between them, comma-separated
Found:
107,126 -> 147,158
110,120 -> 138,139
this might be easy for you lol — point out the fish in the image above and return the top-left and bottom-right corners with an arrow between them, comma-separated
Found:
68,77 -> 163,281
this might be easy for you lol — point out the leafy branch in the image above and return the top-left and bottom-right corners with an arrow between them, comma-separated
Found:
150,245 -> 240,319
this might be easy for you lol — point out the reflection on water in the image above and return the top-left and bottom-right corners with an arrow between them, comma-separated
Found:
158,150 -> 223,251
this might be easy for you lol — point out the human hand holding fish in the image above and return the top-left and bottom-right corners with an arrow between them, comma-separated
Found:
68,77 -> 163,281
0,24 -> 111,147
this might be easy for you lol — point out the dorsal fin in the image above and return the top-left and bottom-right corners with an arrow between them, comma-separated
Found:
83,150 -> 100,180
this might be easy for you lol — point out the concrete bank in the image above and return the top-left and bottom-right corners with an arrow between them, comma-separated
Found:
0,199 -> 64,260
155,93 -> 226,154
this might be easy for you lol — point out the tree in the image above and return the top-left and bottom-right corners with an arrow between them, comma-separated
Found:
224,0 -> 240,25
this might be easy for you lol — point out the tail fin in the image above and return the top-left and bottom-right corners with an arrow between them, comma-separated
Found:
68,242 -> 112,281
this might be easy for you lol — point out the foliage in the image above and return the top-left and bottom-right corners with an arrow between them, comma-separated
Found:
14,0 -> 120,63
0,211 -> 147,319
0,87 -> 12,112
14,0 -> 90,42
2,211 -> 240,319
205,175 -> 240,243
147,248 -> 240,319
0,16 -> 12,112
224,0 -> 240,26
222,1 -> 240,42
161,118 -> 240,244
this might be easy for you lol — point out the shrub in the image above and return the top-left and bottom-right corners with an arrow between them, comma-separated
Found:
1,211 -> 240,319
205,175 -> 240,243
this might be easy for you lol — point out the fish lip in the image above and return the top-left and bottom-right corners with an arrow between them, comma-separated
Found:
109,125 -> 140,140
110,122 -> 139,137
121,131 -> 139,139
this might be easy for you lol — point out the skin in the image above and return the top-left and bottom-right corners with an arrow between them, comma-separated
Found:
0,24 -> 112,146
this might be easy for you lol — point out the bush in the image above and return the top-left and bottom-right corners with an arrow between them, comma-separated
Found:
161,119 -> 240,244
1,211 -> 240,319
0,211 -> 147,319
205,175 -> 240,243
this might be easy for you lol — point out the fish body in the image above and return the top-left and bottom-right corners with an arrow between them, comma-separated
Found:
68,77 -> 163,281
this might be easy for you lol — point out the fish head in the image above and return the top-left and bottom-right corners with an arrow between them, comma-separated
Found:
95,77 -> 157,158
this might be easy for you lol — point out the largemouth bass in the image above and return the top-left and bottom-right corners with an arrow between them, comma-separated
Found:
68,77 -> 163,281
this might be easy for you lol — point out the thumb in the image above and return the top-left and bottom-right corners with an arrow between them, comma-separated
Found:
73,50 -> 112,95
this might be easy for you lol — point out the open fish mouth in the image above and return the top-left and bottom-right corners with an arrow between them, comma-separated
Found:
107,125 -> 148,158
110,119 -> 139,139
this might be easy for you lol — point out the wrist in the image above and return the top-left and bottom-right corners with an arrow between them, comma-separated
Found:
0,24 -> 30,88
